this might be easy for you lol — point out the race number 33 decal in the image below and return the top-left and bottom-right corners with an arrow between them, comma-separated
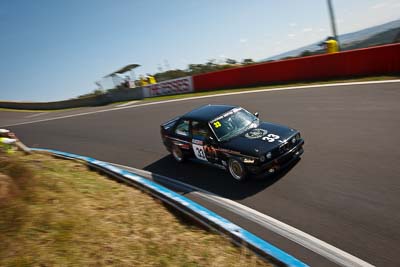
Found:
192,144 -> 207,161
262,134 -> 280,143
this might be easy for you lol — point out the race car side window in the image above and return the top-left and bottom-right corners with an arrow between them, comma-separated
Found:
175,119 -> 190,137
191,121 -> 210,140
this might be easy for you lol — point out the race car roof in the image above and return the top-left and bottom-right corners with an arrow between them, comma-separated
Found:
182,104 -> 236,122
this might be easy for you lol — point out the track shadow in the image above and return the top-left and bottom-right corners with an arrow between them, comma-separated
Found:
144,155 -> 301,200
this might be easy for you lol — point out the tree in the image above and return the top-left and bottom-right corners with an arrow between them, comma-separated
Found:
187,64 -> 206,75
154,69 -> 187,82
241,58 -> 254,65
299,50 -> 313,57
77,89 -> 104,99
225,58 -> 237,65
394,31 -> 400,43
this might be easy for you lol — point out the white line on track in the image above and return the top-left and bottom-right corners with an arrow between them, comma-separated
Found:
109,162 -> 375,267
116,100 -> 139,107
2,79 -> 400,128
24,112 -> 48,118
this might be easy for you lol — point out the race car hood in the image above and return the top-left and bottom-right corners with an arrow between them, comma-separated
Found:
220,122 -> 297,157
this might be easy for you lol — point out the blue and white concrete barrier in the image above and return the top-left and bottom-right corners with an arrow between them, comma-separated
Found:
32,148 -> 308,267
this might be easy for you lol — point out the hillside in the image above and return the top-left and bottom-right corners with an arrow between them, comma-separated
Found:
262,19 -> 400,61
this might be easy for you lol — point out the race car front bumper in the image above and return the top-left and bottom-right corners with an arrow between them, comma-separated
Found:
246,139 -> 304,176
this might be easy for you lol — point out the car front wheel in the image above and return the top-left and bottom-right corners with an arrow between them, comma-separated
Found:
228,158 -> 247,181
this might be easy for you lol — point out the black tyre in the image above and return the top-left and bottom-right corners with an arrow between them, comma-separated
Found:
171,145 -> 185,163
228,158 -> 247,181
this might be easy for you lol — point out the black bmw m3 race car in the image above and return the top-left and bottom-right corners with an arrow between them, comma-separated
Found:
160,105 -> 304,181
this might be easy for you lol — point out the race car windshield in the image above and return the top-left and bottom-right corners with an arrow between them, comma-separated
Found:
209,108 -> 259,141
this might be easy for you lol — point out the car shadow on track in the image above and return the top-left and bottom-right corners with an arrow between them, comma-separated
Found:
144,155 -> 301,200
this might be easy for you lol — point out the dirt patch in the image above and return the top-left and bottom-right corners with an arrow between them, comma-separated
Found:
0,174 -> 14,200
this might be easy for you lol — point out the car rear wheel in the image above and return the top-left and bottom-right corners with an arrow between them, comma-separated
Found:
171,145 -> 185,163
228,158 -> 247,181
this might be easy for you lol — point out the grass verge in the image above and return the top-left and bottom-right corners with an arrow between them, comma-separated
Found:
0,107 -> 81,113
0,152 -> 271,267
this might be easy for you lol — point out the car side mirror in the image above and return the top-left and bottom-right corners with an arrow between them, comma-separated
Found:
254,112 -> 259,118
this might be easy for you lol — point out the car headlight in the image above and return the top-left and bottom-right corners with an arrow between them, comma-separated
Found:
243,158 -> 255,164
291,137 -> 296,144
266,152 -> 272,159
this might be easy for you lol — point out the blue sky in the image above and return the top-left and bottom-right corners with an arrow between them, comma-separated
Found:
1,0 -> 399,101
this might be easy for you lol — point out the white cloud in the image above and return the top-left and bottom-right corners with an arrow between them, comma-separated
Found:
302,28 -> 313,32
287,33 -> 296,38
289,22 -> 297,27
239,38 -> 248,43
318,28 -> 326,32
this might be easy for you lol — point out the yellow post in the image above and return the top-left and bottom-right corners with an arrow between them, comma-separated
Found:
325,39 -> 339,53
139,77 -> 148,86
148,75 -> 157,84
0,137 -> 16,154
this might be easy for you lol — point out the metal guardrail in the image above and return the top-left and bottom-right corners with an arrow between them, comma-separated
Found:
32,148 -> 308,267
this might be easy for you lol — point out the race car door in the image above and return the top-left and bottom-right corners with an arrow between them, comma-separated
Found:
172,118 -> 192,155
190,121 -> 218,163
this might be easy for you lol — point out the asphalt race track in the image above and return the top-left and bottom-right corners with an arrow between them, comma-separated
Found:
2,82 -> 400,266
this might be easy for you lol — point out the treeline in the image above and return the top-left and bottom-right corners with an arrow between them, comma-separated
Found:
154,58 -> 255,82
76,89 -> 104,99
77,58 -> 256,98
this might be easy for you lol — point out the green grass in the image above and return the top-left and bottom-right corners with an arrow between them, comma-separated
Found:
0,152 -> 271,267
0,107 -> 81,113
